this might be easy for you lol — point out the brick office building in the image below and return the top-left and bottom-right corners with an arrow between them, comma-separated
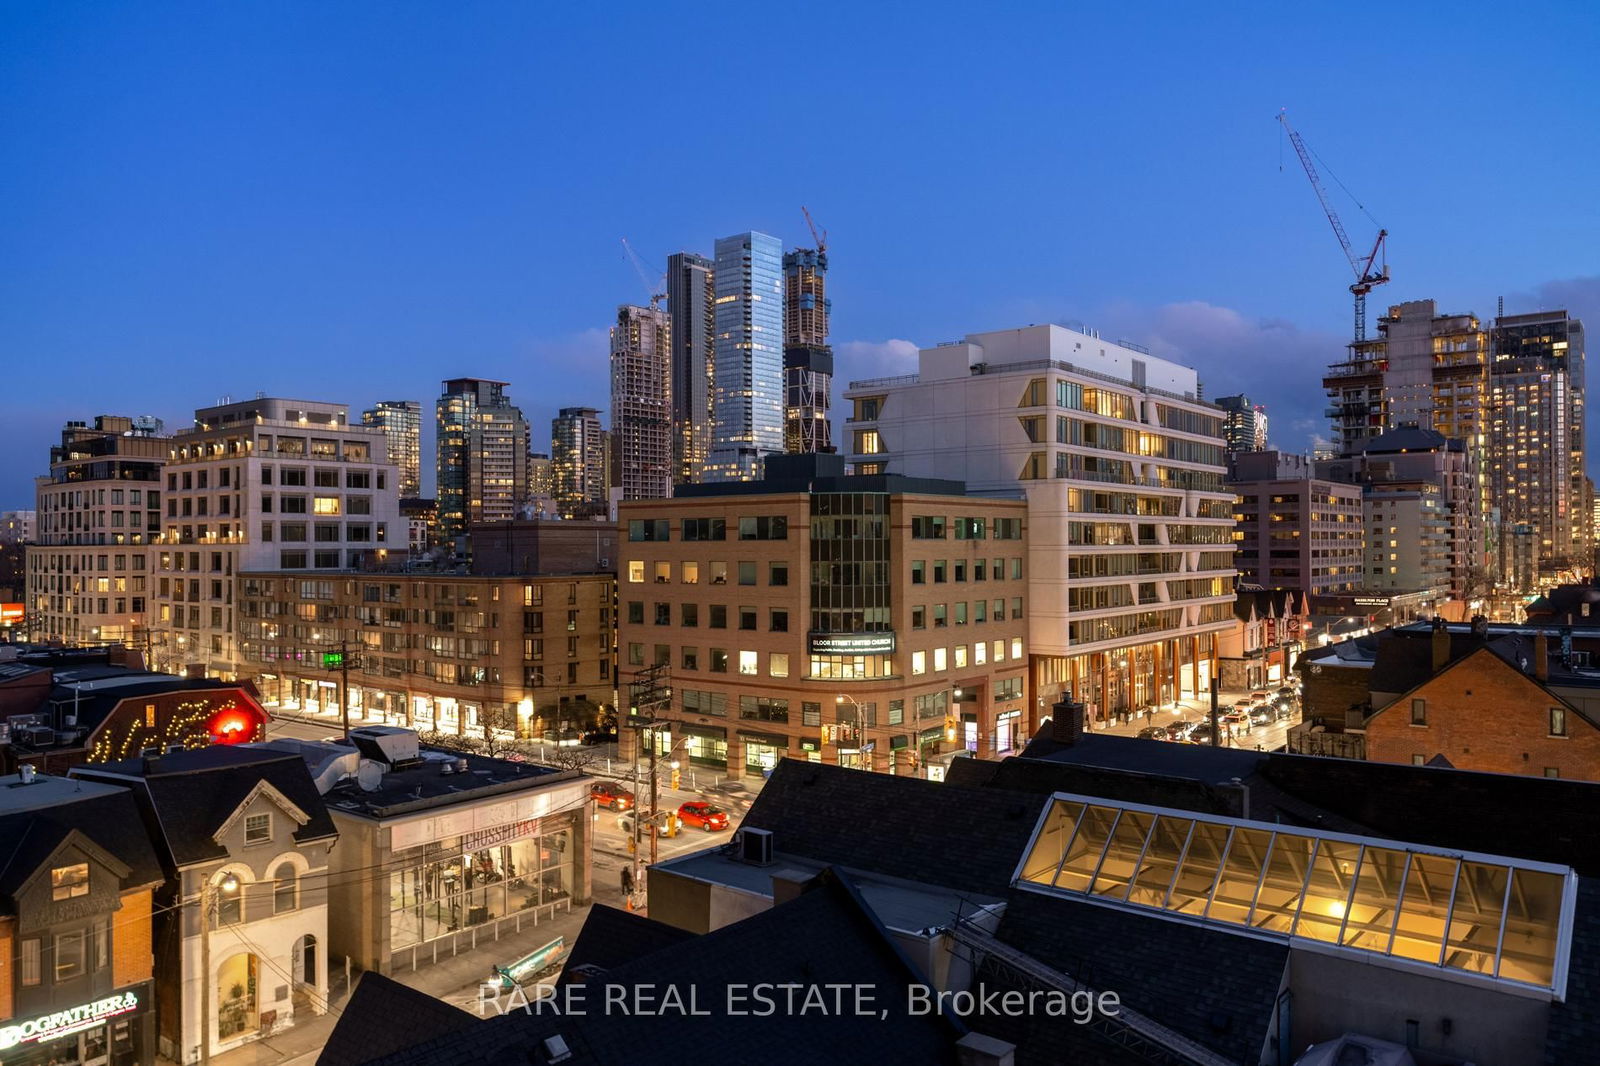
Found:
617,454 -> 1029,778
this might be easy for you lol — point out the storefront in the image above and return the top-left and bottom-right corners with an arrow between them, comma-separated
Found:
319,746 -> 593,976
0,983 -> 152,1066
387,820 -> 575,954
738,731 -> 788,778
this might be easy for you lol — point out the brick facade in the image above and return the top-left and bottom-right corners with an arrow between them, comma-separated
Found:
1364,647 -> 1600,781
112,886 -> 154,990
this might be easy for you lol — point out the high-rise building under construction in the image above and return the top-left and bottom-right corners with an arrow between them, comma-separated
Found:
783,246 -> 833,454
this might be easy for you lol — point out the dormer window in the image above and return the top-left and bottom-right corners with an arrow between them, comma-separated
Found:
51,862 -> 89,900
244,814 -> 272,845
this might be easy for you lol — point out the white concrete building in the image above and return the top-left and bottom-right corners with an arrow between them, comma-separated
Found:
153,398 -> 401,679
844,324 -> 1236,720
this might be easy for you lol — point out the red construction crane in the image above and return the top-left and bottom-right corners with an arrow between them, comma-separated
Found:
801,205 -> 827,255
1277,110 -> 1389,342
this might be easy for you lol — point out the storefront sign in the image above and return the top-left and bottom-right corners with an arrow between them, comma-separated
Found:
1353,596 -> 1390,607
388,781 -> 585,853
807,632 -> 895,655
0,991 -> 140,1049
0,604 -> 23,626
459,818 -> 540,854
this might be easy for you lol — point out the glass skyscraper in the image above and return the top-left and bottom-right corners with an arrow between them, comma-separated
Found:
705,231 -> 784,482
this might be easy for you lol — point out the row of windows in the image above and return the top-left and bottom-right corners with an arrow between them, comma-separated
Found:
628,516 -> 789,542
625,639 -> 1026,678
911,598 -> 1024,627
627,560 -> 789,586
913,557 -> 1024,583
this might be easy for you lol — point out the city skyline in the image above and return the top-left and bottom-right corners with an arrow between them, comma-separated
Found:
4,3 -> 1599,507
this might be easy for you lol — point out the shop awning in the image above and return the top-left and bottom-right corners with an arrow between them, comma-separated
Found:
679,723 -> 728,740
889,734 -> 909,750
737,730 -> 788,748
918,726 -> 945,744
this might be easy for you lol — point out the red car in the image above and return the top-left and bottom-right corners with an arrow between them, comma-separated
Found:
676,801 -> 731,832
591,782 -> 635,810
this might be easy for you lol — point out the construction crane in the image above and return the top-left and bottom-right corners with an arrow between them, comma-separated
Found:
620,238 -> 666,310
1277,110 -> 1389,342
801,205 -> 827,255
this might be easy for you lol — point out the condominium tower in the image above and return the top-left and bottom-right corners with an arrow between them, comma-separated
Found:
551,407 -> 607,519
845,324 -> 1236,722
1490,309 -> 1588,586
1214,394 -> 1268,453
609,303 -> 673,501
667,251 -> 715,486
783,247 -> 834,454
705,231 -> 784,482
436,379 -> 531,545
362,400 -> 423,497
27,415 -> 165,645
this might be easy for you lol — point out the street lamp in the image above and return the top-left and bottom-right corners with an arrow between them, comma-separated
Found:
834,694 -> 869,771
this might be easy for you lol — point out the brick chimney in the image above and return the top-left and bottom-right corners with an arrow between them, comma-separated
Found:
1535,630 -> 1550,682
1048,698 -> 1086,746
1431,617 -> 1450,673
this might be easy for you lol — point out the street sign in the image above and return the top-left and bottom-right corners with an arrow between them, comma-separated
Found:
322,651 -> 345,669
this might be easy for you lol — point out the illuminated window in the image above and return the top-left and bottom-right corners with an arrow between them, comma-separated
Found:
627,561 -> 644,583
771,653 -> 789,678
51,863 -> 89,901
313,497 -> 341,515
911,651 -> 927,676
738,650 -> 758,675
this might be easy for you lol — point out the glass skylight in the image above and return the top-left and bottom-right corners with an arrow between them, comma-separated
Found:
1016,794 -> 1576,997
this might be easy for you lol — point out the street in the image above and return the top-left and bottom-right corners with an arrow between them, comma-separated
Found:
1086,689 -> 1302,752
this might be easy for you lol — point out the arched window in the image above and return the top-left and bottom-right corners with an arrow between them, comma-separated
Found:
273,862 -> 297,914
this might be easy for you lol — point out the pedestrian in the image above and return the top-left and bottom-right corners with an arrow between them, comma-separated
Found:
620,865 -> 634,896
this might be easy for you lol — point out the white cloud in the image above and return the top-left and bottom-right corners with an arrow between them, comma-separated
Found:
832,338 -> 921,388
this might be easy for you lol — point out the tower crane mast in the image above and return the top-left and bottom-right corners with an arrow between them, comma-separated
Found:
1277,111 -> 1389,342
620,238 -> 666,310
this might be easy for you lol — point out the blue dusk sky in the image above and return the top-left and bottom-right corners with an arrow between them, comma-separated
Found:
3,1 -> 1598,507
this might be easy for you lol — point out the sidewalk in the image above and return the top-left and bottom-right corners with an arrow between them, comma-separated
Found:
204,872 -> 639,1066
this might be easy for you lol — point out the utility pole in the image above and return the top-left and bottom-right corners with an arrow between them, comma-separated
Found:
322,640 -> 362,739
623,662 -> 672,910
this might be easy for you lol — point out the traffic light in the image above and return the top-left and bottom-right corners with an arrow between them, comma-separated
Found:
944,716 -> 958,742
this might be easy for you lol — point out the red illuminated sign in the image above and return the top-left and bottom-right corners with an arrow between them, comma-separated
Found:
0,604 -> 23,625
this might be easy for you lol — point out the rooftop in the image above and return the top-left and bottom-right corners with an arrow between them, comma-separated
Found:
0,768 -> 127,814
655,846 -> 1005,935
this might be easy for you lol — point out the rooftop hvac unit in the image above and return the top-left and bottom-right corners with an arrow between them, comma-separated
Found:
738,827 -> 773,866
25,726 -> 55,747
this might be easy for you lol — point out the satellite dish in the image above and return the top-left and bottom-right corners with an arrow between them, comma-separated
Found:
356,760 -> 384,792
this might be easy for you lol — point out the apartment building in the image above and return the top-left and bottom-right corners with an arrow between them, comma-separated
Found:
782,246 -> 833,455
618,454 -> 1029,777
1215,394 -> 1268,453
1317,425 -> 1482,601
153,399 -> 401,679
1489,309 -> 1588,586
436,379 -> 531,546
551,407 -> 607,519
1362,482 -> 1450,603
238,522 -> 615,738
609,304 -> 672,501
27,416 -> 165,646
705,232 -> 784,482
667,251 -> 715,486
361,401 -> 423,498
844,324 -> 1235,722
1228,451 -> 1362,595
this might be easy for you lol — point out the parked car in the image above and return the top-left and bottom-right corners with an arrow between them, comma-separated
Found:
591,781 -> 635,810
1221,709 -> 1252,731
1188,723 -> 1216,744
1136,726 -> 1168,741
1249,691 -> 1272,705
1166,721 -> 1197,742
677,801 -> 731,831
1249,706 -> 1273,726
1276,686 -> 1296,700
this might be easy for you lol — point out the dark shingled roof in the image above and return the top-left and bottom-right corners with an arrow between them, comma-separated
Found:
985,889 -> 1287,1065
326,869 -> 967,1066
0,790 -> 164,905
75,746 -> 337,866
1545,878 -> 1600,1063
741,759 -> 1046,896
556,904 -> 693,986
318,971 -> 479,1066
945,750 -> 1247,819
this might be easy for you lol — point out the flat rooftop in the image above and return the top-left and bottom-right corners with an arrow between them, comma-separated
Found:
656,846 -> 1005,935
0,771 -> 128,814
